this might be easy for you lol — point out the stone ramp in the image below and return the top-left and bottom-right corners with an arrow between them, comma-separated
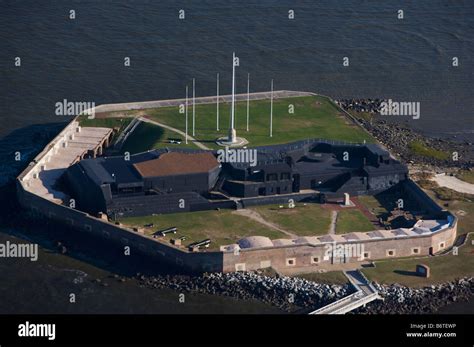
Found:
309,270 -> 381,314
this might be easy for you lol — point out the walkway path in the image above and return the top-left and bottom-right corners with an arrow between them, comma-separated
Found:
328,210 -> 338,235
138,116 -> 211,150
309,270 -> 381,315
93,90 -> 314,114
431,173 -> 474,195
232,209 -> 297,238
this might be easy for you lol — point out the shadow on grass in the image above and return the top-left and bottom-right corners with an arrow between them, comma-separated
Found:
393,270 -> 419,277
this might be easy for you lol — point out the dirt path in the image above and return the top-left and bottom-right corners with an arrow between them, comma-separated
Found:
138,116 -> 211,150
232,209 -> 297,238
431,173 -> 474,195
328,210 -> 338,235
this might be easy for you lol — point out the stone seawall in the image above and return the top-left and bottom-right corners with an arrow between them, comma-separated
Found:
222,221 -> 457,274
16,183 -> 224,273
91,90 -> 313,114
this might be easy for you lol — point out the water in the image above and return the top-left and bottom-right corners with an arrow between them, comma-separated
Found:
1,0 -> 473,141
0,232 -> 281,314
0,0 -> 473,314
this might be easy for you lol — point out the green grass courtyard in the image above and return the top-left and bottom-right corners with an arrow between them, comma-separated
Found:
82,95 -> 375,151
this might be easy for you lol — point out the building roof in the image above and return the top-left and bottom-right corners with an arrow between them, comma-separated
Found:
133,151 -> 219,178
238,236 -> 273,249
78,157 -> 141,185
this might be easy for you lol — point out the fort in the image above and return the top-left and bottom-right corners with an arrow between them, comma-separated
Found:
63,138 -> 407,218
15,91 -> 458,275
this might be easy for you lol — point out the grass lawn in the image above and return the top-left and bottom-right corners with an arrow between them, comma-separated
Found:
294,271 -> 349,285
408,140 -> 450,161
118,209 -> 286,251
104,95 -> 374,150
252,203 -> 332,236
362,235 -> 474,287
357,195 -> 388,218
418,179 -> 474,203
335,209 -> 375,234
362,185 -> 474,287
456,170 -> 474,184
121,122 -> 197,154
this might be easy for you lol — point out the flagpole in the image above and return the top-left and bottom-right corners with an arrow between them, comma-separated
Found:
228,52 -> 236,143
185,85 -> 188,144
270,79 -> 273,138
216,73 -> 220,131
231,53 -> 235,130
246,73 -> 250,132
192,78 -> 195,136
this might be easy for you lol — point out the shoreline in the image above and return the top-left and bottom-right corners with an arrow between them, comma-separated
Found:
336,99 -> 474,170
1,98 -> 473,314
133,270 -> 474,314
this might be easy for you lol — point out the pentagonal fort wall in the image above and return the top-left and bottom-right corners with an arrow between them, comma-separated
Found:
15,106 -> 457,275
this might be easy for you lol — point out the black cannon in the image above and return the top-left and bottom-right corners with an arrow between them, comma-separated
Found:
188,239 -> 211,249
153,226 -> 178,237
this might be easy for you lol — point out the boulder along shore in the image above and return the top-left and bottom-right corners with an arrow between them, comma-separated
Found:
336,99 -> 473,170
134,271 -> 353,312
355,277 -> 474,314
133,271 -> 473,314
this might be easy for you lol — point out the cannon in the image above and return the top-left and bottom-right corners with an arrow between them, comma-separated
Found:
153,226 -> 177,237
188,239 -> 211,250
168,138 -> 182,145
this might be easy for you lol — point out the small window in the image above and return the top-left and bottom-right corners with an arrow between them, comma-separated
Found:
260,260 -> 271,268
386,249 -> 395,257
311,256 -> 319,264
439,242 -> 445,249
411,247 -> 420,255
286,258 -> 296,266
235,263 -> 246,271
266,173 -> 278,181
363,252 -> 370,259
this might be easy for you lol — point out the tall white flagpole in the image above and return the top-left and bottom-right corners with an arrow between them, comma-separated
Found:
270,79 -> 273,138
185,85 -> 188,144
192,78 -> 195,136
246,73 -> 250,132
231,53 -> 235,130
216,73 -> 220,131
228,52 -> 236,143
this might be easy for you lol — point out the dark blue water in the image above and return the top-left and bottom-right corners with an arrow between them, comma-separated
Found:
1,0 -> 473,143
0,0 -> 473,313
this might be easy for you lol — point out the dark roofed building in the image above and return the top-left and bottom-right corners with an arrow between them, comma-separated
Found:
133,152 -> 221,195
64,139 -> 408,217
133,152 -> 219,177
